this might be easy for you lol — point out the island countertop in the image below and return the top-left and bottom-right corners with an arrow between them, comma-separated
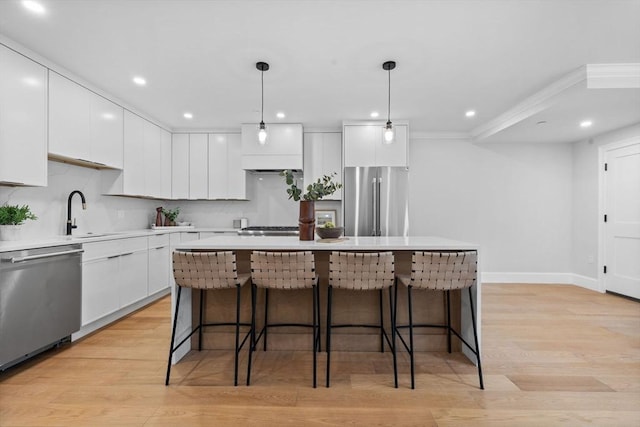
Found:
175,235 -> 480,251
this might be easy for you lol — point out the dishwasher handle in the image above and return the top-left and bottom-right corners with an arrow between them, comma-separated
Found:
3,249 -> 84,263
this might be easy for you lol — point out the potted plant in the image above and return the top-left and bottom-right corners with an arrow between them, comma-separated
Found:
0,204 -> 37,241
280,170 -> 342,240
162,207 -> 180,226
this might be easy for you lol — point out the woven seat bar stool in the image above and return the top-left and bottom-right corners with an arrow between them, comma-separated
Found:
166,251 -> 252,386
395,251 -> 484,389
326,251 -> 398,388
247,251 -> 320,387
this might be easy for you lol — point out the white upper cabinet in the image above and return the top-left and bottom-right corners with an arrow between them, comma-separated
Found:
160,129 -> 172,199
0,44 -> 47,186
208,133 -> 246,199
171,134 -> 189,199
49,72 -> 123,169
241,123 -> 303,170
143,120 -> 162,198
343,122 -> 408,167
122,111 -> 146,195
303,132 -> 342,200
189,134 -> 208,199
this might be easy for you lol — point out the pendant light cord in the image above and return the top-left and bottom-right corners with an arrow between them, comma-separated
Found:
387,68 -> 391,123
261,69 -> 264,123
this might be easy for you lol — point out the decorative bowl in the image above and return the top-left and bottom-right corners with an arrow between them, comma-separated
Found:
316,226 -> 344,240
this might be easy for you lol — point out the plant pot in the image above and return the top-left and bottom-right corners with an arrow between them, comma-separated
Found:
0,225 -> 22,241
298,200 -> 315,241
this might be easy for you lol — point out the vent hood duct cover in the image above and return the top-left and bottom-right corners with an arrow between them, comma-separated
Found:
241,123 -> 303,171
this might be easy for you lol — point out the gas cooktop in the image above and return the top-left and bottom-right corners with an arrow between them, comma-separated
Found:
237,226 -> 299,236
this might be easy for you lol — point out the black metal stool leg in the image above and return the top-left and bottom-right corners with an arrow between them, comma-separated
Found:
165,286 -> 182,386
326,285 -> 333,387
316,283 -> 322,352
379,289 -> 384,352
233,284 -> 241,386
389,285 -> 398,388
408,284 -> 415,390
446,290 -> 452,353
263,288 -> 269,351
198,289 -> 204,351
468,287 -> 484,390
312,284 -> 317,388
246,283 -> 257,386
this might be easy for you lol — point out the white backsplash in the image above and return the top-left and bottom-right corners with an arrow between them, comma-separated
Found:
0,164 -> 343,238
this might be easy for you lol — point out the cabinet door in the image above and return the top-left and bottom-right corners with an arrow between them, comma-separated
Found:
189,134 -> 208,199
119,250 -> 148,307
123,111 -> 146,196
148,245 -> 170,294
81,257 -> 120,325
160,129 -> 172,199
90,93 -> 123,168
48,72 -> 91,161
304,132 -> 342,200
208,134 -> 227,199
171,134 -> 189,199
344,125 -> 376,167
303,133 -> 323,190
144,121 -> 162,198
0,45 -> 47,186
377,124 -> 407,167
226,133 -> 246,199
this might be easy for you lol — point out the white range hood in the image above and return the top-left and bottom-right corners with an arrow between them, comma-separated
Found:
241,123 -> 303,171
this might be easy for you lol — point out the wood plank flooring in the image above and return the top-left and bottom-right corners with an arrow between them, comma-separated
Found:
1,284 -> 639,426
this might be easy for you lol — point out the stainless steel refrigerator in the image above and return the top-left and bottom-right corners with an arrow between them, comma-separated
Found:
343,167 -> 409,236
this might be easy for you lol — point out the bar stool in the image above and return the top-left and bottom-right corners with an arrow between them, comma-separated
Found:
326,251 -> 397,388
166,251 -> 252,386
395,251 -> 484,389
247,251 -> 320,387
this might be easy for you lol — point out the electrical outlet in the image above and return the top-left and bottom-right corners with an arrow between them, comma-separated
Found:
117,210 -> 125,219
587,255 -> 594,264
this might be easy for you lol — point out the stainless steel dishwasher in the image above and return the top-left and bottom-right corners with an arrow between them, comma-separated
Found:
0,244 -> 83,370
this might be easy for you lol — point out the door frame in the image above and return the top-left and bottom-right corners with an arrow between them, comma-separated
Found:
598,135 -> 640,293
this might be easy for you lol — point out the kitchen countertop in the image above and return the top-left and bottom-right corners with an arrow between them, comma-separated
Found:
0,227 -> 238,252
176,235 -> 480,251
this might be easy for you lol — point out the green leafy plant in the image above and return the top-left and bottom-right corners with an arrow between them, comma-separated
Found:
323,221 -> 335,228
162,207 -> 180,222
280,170 -> 342,201
0,204 -> 37,225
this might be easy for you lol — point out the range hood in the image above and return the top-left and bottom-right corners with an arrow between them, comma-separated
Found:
241,123 -> 303,171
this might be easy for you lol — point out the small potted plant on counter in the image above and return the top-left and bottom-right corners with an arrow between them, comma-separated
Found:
280,170 -> 342,241
0,203 -> 37,241
162,207 -> 180,226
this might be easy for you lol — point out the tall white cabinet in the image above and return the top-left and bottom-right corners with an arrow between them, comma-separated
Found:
0,44 -> 47,186
303,132 -> 342,200
208,133 -> 246,199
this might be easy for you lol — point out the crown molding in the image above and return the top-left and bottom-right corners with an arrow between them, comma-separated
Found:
471,66 -> 587,142
586,63 -> 640,88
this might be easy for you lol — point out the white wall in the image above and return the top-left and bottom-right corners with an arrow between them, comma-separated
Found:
0,161 -> 157,239
409,137 -> 574,277
572,122 -> 640,281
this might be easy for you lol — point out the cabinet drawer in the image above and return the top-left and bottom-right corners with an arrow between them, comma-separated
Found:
82,240 -> 121,261
119,236 -> 148,253
148,233 -> 170,249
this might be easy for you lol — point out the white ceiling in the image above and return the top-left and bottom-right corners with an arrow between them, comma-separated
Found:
1,0 -> 639,142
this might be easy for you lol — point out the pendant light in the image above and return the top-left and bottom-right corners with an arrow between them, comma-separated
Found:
256,61 -> 269,145
382,60 -> 396,144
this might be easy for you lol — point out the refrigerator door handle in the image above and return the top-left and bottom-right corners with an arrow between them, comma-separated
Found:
371,177 -> 377,236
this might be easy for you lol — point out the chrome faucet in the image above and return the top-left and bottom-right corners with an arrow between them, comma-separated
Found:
66,190 -> 87,235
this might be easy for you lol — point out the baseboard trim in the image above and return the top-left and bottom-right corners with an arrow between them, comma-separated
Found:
483,272 -> 601,292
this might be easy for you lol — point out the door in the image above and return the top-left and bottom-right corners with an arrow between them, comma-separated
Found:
604,140 -> 640,299
378,167 -> 410,237
344,167 -> 377,236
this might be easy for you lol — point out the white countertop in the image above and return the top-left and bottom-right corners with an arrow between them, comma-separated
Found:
176,235 -> 480,251
0,227 -> 238,252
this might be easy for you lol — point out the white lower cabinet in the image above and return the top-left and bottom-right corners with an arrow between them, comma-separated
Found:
119,250 -> 148,307
81,256 -> 120,325
148,234 -> 170,294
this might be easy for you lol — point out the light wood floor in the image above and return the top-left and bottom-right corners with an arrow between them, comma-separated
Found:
1,284 -> 639,426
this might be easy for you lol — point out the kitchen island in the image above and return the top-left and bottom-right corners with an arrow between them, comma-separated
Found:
171,235 -> 481,363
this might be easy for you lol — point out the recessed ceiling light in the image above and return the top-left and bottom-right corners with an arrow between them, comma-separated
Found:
276,112 -> 286,119
580,120 -> 593,128
132,76 -> 147,86
465,110 -> 476,118
22,0 -> 45,14
21,77 -> 40,87
183,112 -> 193,119
370,111 -> 379,118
